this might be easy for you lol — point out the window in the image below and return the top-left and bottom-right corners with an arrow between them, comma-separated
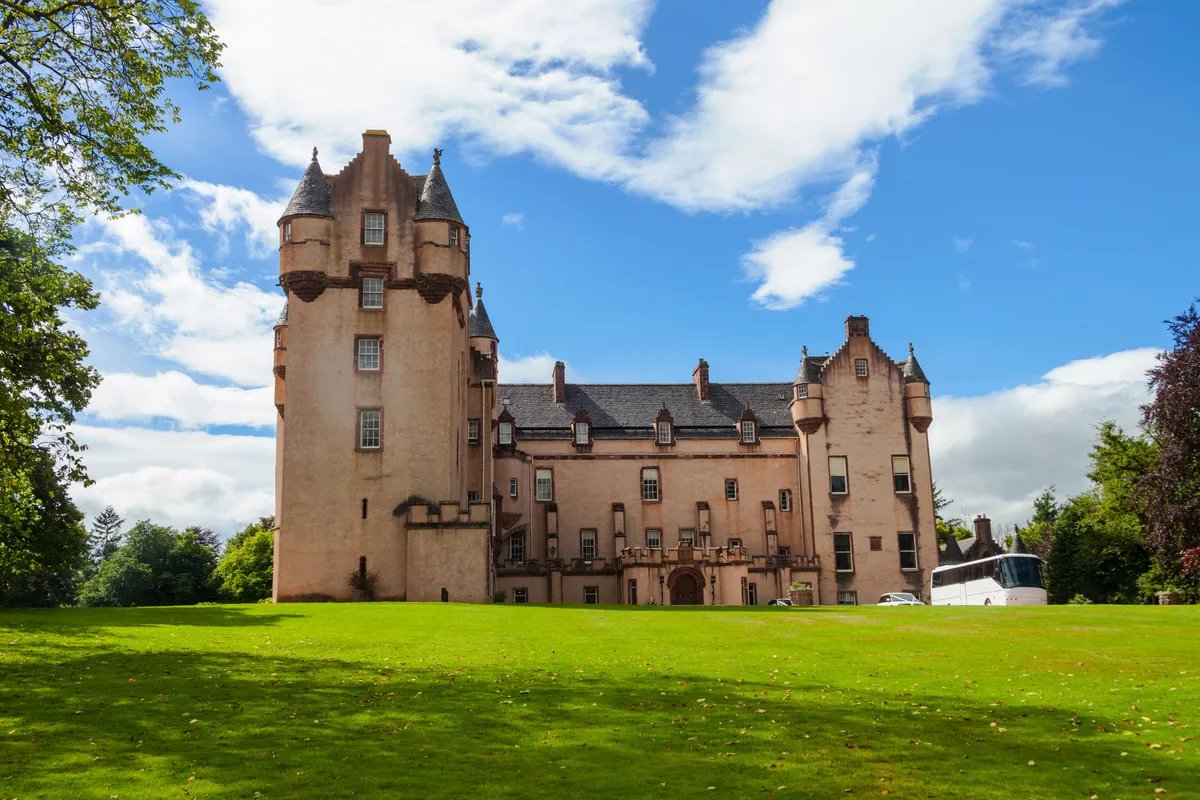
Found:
356,338 -> 381,371
834,533 -> 853,572
837,590 -> 858,606
584,586 -> 599,605
855,359 -> 868,378
535,468 -> 553,502
724,478 -> 738,501
274,330 -> 283,349
449,225 -> 459,246
361,276 -> 384,309
509,478 -> 518,498
646,528 -> 662,549
656,421 -> 672,444
740,420 -> 757,443
892,456 -> 911,494
678,528 -> 695,546
747,582 -> 759,606
641,467 -> 661,502
779,489 -> 792,512
358,409 -> 381,450
796,384 -> 808,399
467,490 -> 481,503
513,587 -> 528,604
361,498 -> 368,519
467,419 -> 480,444
283,221 -> 292,242
829,456 -> 848,495
899,532 -> 918,571
363,212 -> 385,245
728,537 -> 742,549
628,579 -> 638,605
508,530 -> 525,563
778,545 -> 790,557
498,421 -> 514,445
581,530 -> 597,561
574,421 -> 590,446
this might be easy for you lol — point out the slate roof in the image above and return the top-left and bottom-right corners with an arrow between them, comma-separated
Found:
794,347 -> 826,384
470,299 -> 497,340
498,383 -> 796,439
939,534 -> 966,565
276,301 -> 288,326
281,149 -> 332,219
902,343 -> 929,384
414,155 -> 463,224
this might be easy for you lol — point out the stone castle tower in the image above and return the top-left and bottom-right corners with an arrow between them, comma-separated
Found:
272,130 -> 492,602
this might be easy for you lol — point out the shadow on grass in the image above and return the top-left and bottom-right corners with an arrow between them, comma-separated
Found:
0,604 -> 303,631
0,641 -> 1190,799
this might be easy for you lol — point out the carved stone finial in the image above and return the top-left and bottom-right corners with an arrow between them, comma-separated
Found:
312,146 -> 318,161
908,342 -> 915,356
433,147 -> 443,166
475,281 -> 483,300
802,345 -> 808,358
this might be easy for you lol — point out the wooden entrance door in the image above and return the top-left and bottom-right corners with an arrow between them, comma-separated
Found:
671,571 -> 702,605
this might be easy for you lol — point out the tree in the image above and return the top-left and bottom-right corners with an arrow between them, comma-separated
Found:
1019,487 -> 1058,558
932,483 -> 971,545
0,449 -> 88,607
185,525 -> 222,556
1139,300 -> 1200,568
88,505 -> 124,566
0,0 -> 222,232
77,520 -> 218,606
215,519 -> 274,602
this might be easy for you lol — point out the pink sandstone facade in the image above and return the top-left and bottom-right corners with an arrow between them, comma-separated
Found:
272,131 -> 938,606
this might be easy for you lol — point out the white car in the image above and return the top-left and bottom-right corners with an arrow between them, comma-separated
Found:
766,597 -> 793,606
877,592 -> 923,606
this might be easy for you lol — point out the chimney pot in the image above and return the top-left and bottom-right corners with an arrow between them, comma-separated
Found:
692,358 -> 710,401
552,360 -> 566,403
973,514 -> 993,544
845,315 -> 870,339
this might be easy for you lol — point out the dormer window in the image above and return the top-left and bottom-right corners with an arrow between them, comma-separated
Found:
855,359 -> 868,378
654,405 -> 675,446
740,420 -> 757,444
498,421 -> 514,445
449,225 -> 459,246
363,212 -> 385,246
656,421 -> 672,445
574,421 -> 590,445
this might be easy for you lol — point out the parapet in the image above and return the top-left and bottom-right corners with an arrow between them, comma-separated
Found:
404,500 -> 491,529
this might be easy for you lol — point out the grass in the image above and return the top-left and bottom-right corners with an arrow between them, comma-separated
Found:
0,604 -> 1197,799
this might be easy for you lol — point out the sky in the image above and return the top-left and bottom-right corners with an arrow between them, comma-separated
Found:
65,0 -> 1198,536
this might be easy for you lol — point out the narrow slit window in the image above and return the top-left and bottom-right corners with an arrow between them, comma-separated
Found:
509,478 -> 518,498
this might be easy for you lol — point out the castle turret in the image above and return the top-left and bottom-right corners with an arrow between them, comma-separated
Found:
272,301 -> 287,413
902,343 -> 933,433
414,149 -> 468,285
789,346 -> 825,434
469,283 -> 498,356
278,148 -> 334,302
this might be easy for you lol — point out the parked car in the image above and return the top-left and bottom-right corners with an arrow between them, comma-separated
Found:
877,592 -> 924,606
766,597 -> 793,606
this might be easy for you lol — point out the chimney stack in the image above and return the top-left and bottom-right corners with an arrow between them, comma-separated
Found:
973,514 -> 993,545
552,360 -> 566,403
692,358 -> 710,401
845,315 -> 870,340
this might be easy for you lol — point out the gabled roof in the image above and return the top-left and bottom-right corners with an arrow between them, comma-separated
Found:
281,148 -> 332,219
902,343 -> 929,384
414,149 -> 463,224
498,383 -> 795,439
469,284 -> 498,340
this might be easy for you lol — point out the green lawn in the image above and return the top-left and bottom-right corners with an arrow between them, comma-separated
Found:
0,604 -> 1196,799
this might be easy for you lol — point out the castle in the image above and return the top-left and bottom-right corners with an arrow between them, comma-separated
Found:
272,130 -> 937,605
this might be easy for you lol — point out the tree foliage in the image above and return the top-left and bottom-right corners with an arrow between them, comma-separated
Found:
88,504 -> 124,566
1139,300 -> 1200,565
77,520 -> 218,606
215,519 -> 274,602
0,0 -> 223,231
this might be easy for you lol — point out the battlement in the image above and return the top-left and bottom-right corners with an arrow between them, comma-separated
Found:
405,501 -> 490,528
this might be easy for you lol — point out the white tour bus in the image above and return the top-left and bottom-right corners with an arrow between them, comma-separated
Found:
930,553 -> 1047,606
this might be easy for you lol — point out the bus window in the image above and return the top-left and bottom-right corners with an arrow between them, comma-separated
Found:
1001,557 -> 1045,589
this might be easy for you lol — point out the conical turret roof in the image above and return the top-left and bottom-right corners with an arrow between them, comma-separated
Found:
1012,532 -> 1029,554
470,283 -> 498,340
276,301 -> 288,326
281,148 -> 332,219
940,533 -> 966,565
794,346 -> 823,384
414,149 -> 463,224
902,342 -> 929,384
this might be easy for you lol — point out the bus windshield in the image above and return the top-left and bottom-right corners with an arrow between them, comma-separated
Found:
999,557 -> 1044,589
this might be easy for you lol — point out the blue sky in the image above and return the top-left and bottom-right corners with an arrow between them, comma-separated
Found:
68,0 -> 1196,534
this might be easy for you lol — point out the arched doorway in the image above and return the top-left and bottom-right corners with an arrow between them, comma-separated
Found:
669,568 -> 704,605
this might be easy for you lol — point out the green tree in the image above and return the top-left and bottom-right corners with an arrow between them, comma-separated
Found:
0,449 -> 88,606
1139,301 -> 1200,571
215,519 -> 274,602
1019,487 -> 1058,558
77,520 -> 218,606
932,482 -> 971,545
88,505 -> 124,567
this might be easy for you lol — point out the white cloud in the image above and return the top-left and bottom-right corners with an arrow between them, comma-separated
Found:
206,0 -> 654,179
996,0 -> 1121,87
742,224 -> 853,310
72,425 -> 275,534
501,212 -> 526,229
1013,239 -> 1035,249
89,213 -> 280,387
87,371 -> 275,428
181,178 -> 286,258
931,347 -> 1157,528
499,353 -> 568,383
954,237 -> 974,253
